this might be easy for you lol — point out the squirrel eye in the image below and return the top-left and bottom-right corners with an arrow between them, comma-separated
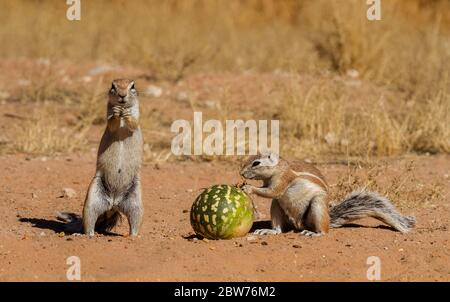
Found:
252,161 -> 261,167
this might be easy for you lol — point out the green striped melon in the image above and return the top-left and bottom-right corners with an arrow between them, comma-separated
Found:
190,185 -> 254,240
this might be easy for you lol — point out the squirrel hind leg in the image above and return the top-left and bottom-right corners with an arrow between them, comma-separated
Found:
254,199 -> 292,235
270,199 -> 293,232
82,177 -> 111,236
302,196 -> 330,235
118,180 -> 143,236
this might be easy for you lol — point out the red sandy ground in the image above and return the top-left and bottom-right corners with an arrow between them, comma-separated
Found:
0,64 -> 448,281
0,153 -> 449,281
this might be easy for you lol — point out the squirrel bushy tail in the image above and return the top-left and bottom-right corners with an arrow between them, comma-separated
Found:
95,210 -> 122,232
329,189 -> 416,233
56,210 -> 122,234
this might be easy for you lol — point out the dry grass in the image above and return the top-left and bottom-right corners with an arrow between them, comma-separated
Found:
329,160 -> 446,209
277,74 -> 450,158
10,76 -> 105,155
12,107 -> 88,155
0,0 -> 447,86
0,0 -> 449,159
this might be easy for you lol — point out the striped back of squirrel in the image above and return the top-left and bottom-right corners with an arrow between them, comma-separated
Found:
240,153 -> 328,197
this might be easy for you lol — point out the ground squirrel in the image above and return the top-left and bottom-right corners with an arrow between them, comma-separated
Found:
59,79 -> 144,236
240,152 -> 416,236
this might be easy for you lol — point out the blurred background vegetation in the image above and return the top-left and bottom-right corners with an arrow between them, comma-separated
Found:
0,0 -> 448,160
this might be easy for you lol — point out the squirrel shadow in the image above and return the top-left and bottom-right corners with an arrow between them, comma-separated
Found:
251,220 -> 397,233
182,220 -> 395,240
251,220 -> 272,231
183,220 -> 274,240
18,217 -> 69,233
337,223 -> 395,231
18,215 -> 121,236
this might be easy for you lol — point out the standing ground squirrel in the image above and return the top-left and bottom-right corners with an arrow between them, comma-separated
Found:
240,152 -> 416,236
58,79 -> 144,236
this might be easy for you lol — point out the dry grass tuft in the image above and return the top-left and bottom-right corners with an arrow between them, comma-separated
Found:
277,75 -> 450,158
12,107 -> 88,155
330,160 -> 446,208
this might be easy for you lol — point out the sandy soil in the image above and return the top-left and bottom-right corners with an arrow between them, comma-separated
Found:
0,152 -> 449,282
0,64 -> 448,281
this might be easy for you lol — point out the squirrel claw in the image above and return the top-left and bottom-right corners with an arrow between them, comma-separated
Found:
300,230 -> 324,237
241,184 -> 254,195
121,108 -> 132,117
254,228 -> 281,235
236,180 -> 247,188
112,106 -> 122,117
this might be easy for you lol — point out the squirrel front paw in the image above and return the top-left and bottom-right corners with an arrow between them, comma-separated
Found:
121,107 -> 132,118
242,184 -> 255,195
112,106 -> 122,118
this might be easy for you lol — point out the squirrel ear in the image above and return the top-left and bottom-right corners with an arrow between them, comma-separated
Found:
268,152 -> 279,165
